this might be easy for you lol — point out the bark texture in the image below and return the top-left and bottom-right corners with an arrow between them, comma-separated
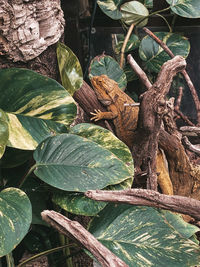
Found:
41,210 -> 128,267
0,0 -> 65,62
85,189 -> 200,221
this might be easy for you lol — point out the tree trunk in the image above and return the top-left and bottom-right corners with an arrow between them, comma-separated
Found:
0,0 -> 65,79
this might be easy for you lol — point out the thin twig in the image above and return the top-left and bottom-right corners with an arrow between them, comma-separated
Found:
143,27 -> 200,125
127,54 -> 152,90
120,23 -> 135,68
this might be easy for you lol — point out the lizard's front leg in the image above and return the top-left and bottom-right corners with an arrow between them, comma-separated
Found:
90,106 -> 118,121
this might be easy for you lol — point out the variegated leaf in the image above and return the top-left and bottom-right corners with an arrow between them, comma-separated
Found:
97,0 -> 123,19
89,55 -> 127,90
0,109 -> 9,158
166,0 -> 200,18
120,1 -> 149,27
0,68 -> 76,150
0,188 -> 32,257
52,124 -> 133,216
57,42 -> 83,95
33,134 -> 132,192
88,204 -> 200,267
139,32 -> 190,72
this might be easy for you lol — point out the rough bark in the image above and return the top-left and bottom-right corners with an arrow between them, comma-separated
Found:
41,210 -> 128,267
85,189 -> 200,221
158,130 -> 195,196
132,56 -> 186,191
0,0 -> 64,62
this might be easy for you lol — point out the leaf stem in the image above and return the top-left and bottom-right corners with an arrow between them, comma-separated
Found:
18,164 -> 36,188
17,244 -> 76,267
135,6 -> 171,28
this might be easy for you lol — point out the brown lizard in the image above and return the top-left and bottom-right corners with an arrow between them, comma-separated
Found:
90,74 -> 139,150
90,74 -> 173,195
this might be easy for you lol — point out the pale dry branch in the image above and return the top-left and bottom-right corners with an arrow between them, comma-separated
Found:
41,210 -> 128,267
85,189 -> 200,221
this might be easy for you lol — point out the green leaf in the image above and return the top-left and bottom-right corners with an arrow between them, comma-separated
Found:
0,109 -> 9,159
69,123 -> 133,173
88,204 -> 200,267
53,124 -> 133,216
0,68 -> 76,150
0,187 -> 32,257
57,42 -> 83,95
7,114 -> 67,150
144,0 -> 153,8
33,134 -> 132,192
97,0 -> 123,19
139,32 -> 190,72
89,55 -> 127,90
53,192 -> 107,216
121,1 -> 149,27
166,0 -> 200,18
124,64 -> 139,82
114,34 -> 140,54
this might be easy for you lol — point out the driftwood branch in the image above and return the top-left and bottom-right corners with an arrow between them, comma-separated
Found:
143,27 -> 200,125
41,210 -> 128,267
132,56 -> 186,191
85,189 -> 200,221
127,54 -> 152,90
182,136 -> 200,155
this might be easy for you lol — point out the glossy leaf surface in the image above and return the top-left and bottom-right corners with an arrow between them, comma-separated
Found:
0,68 -> 76,149
166,0 -> 200,18
97,0 -> 123,19
33,134 -> 132,192
121,1 -> 149,27
89,55 -> 127,90
139,32 -> 190,72
0,188 -> 32,256
57,42 -> 83,95
0,109 -> 9,159
53,124 -> 133,216
89,204 -> 200,267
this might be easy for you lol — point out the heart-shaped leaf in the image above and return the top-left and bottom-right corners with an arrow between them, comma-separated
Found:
0,68 -> 76,150
121,1 -> 149,27
166,0 -> 200,18
0,187 -> 32,257
33,134 -> 132,192
97,0 -> 123,19
0,109 -> 9,159
52,124 -> 133,216
57,42 -> 83,95
89,55 -> 127,90
88,204 -> 200,267
139,32 -> 190,72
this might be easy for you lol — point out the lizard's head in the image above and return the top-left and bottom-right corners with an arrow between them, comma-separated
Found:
91,75 -> 117,106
